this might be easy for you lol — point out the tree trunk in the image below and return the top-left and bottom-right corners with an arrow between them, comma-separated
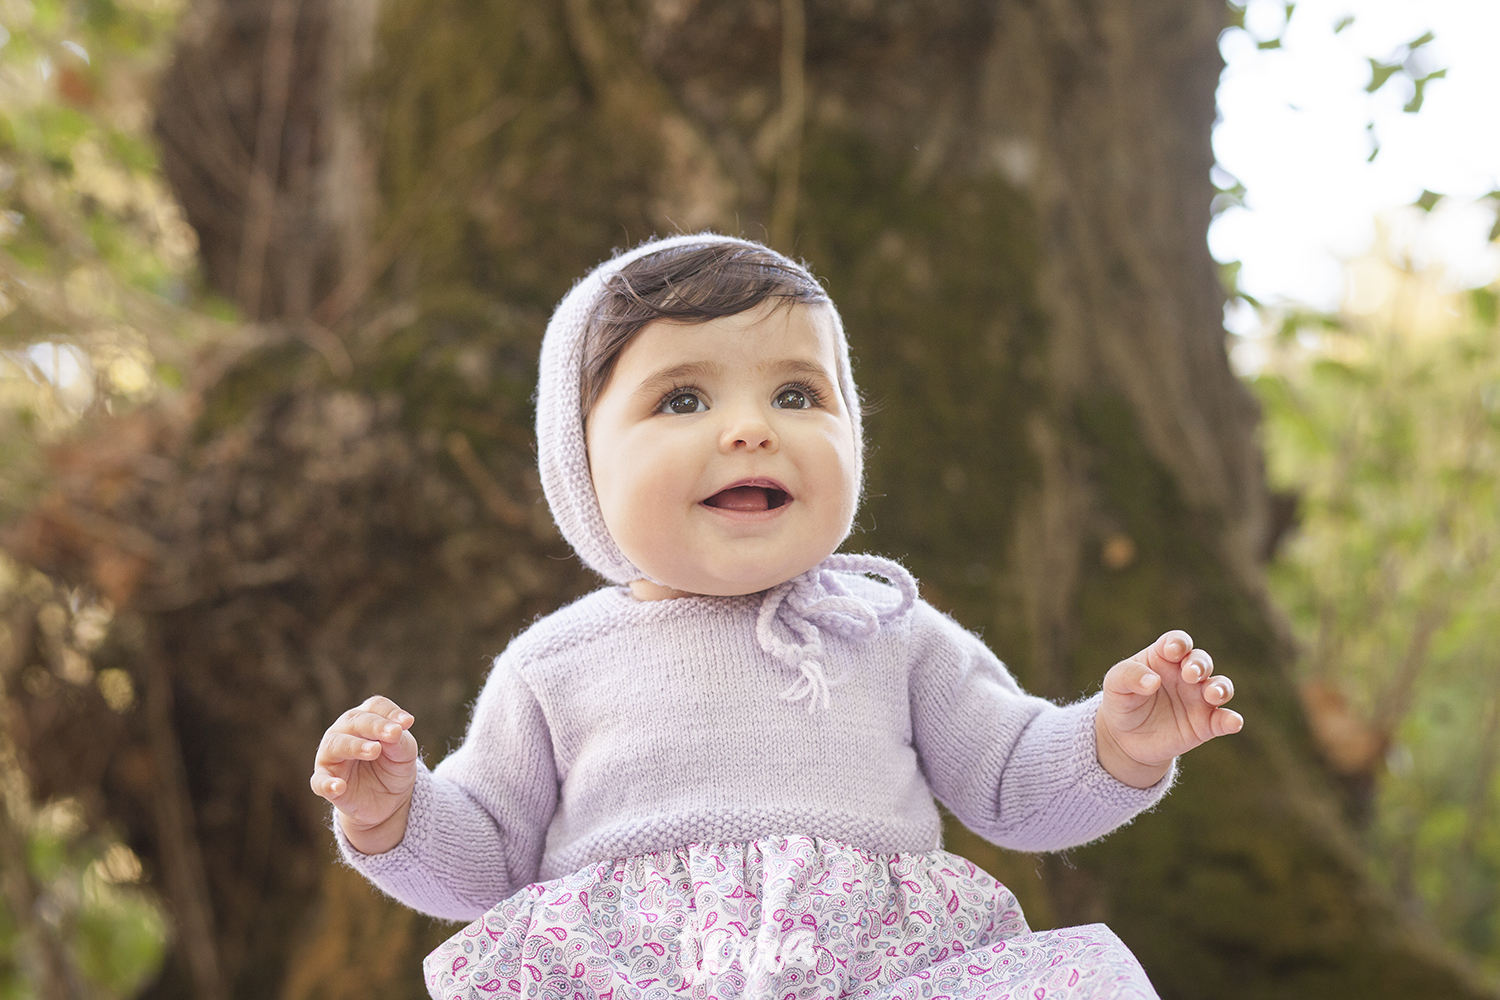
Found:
5,0 -> 1495,998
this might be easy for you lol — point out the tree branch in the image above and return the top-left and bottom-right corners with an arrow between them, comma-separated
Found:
0,696 -> 77,1000
311,99 -> 518,330
235,0 -> 301,319
143,636 -> 227,1000
769,0 -> 806,253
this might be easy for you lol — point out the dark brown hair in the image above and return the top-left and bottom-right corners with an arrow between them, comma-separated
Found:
579,241 -> 832,416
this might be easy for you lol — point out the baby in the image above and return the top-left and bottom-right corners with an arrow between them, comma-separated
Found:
311,234 -> 1242,1000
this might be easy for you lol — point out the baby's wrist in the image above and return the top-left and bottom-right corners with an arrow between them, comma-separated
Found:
337,798 -> 412,856
1094,713 -> 1173,789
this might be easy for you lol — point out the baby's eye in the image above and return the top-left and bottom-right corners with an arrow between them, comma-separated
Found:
773,386 -> 817,410
661,391 -> 707,414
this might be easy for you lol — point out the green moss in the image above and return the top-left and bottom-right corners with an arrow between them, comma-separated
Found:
195,342 -> 307,442
1043,394 -> 1476,998
369,0 -> 658,315
1070,394 -> 1301,728
364,301 -> 541,450
798,128 -> 1047,666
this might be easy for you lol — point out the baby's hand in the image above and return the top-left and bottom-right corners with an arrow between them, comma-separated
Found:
310,695 -> 419,855
1095,630 -> 1243,789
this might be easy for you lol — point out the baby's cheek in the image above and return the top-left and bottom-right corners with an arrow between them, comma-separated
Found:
612,505 -> 682,571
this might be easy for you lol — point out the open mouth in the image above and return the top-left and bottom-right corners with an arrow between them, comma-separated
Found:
702,484 -> 791,512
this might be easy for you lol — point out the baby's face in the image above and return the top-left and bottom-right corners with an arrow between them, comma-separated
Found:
585,301 -> 860,597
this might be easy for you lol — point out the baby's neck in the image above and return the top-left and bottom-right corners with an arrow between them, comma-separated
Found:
629,579 -> 699,602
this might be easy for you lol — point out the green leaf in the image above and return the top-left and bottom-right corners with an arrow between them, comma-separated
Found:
32,0 -> 65,32
155,362 -> 184,388
1414,190 -> 1442,212
103,129 -> 157,173
1471,288 -> 1497,327
72,881 -> 168,995
1366,58 -> 1401,93
33,104 -> 92,161
1211,190 -> 1244,218
82,0 -> 122,33
1405,30 -> 1436,52
1404,70 -> 1446,114
1218,259 -> 1243,297
1334,14 -> 1354,33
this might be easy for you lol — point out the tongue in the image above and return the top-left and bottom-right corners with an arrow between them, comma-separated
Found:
707,486 -> 771,511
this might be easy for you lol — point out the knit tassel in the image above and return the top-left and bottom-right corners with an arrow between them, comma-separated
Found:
756,554 -> 918,711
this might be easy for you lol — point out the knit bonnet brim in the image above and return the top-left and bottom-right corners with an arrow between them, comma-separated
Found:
535,233 -> 864,585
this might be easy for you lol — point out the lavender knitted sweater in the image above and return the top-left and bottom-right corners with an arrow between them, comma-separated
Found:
338,565 -> 1172,922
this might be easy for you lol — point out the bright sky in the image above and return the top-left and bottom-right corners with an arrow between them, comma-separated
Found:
1210,0 -> 1500,320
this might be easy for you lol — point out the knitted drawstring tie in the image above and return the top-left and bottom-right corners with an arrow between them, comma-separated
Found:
755,554 -> 919,711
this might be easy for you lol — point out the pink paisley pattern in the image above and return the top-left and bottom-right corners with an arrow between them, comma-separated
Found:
424,837 -> 1158,1000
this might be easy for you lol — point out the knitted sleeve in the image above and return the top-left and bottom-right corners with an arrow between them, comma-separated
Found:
334,652 -> 559,920
907,601 -> 1173,852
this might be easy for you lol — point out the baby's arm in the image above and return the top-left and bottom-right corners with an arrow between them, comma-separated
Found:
909,603 -> 1171,852
1095,630 -> 1243,789
310,695 -> 419,854
309,654 -> 558,921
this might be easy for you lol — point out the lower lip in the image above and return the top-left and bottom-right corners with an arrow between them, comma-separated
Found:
699,499 -> 793,522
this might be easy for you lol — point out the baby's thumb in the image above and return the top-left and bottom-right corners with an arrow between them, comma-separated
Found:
1104,657 -> 1160,700
381,729 -> 420,766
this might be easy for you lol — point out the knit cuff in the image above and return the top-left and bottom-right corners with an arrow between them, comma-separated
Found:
990,694 -> 1174,852
1072,692 -> 1177,809
332,760 -> 435,876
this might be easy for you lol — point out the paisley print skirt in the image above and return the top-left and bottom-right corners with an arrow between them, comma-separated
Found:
425,837 -> 1158,1000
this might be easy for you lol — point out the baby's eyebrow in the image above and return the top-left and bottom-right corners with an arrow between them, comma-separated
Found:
632,357 -> 835,399
766,358 -> 837,383
633,361 -> 722,398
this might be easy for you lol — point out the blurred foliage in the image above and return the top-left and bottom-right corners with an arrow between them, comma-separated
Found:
0,0 -> 203,993
0,773 -> 166,999
0,555 -> 168,999
1250,239 -> 1500,978
1222,1 -> 1446,163
0,0 -> 216,515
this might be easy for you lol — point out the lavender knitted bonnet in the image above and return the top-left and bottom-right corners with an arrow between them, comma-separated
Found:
534,234 -> 915,710
535,233 -> 866,585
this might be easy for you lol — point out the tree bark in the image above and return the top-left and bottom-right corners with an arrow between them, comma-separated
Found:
4,1 -> 1496,998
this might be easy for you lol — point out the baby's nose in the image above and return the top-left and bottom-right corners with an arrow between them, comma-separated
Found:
720,410 -> 777,451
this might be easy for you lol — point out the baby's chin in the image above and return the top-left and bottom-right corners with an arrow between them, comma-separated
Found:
628,556 -> 831,600
628,575 -> 792,601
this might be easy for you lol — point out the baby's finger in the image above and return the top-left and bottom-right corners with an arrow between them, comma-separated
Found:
1211,707 -> 1245,737
1203,676 -> 1235,706
1181,649 -> 1214,684
318,732 -> 386,766
1151,630 -> 1194,664
357,695 -> 415,728
309,767 -> 347,802
335,709 -> 411,744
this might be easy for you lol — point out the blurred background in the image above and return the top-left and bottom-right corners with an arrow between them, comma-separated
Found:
0,0 -> 1495,997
